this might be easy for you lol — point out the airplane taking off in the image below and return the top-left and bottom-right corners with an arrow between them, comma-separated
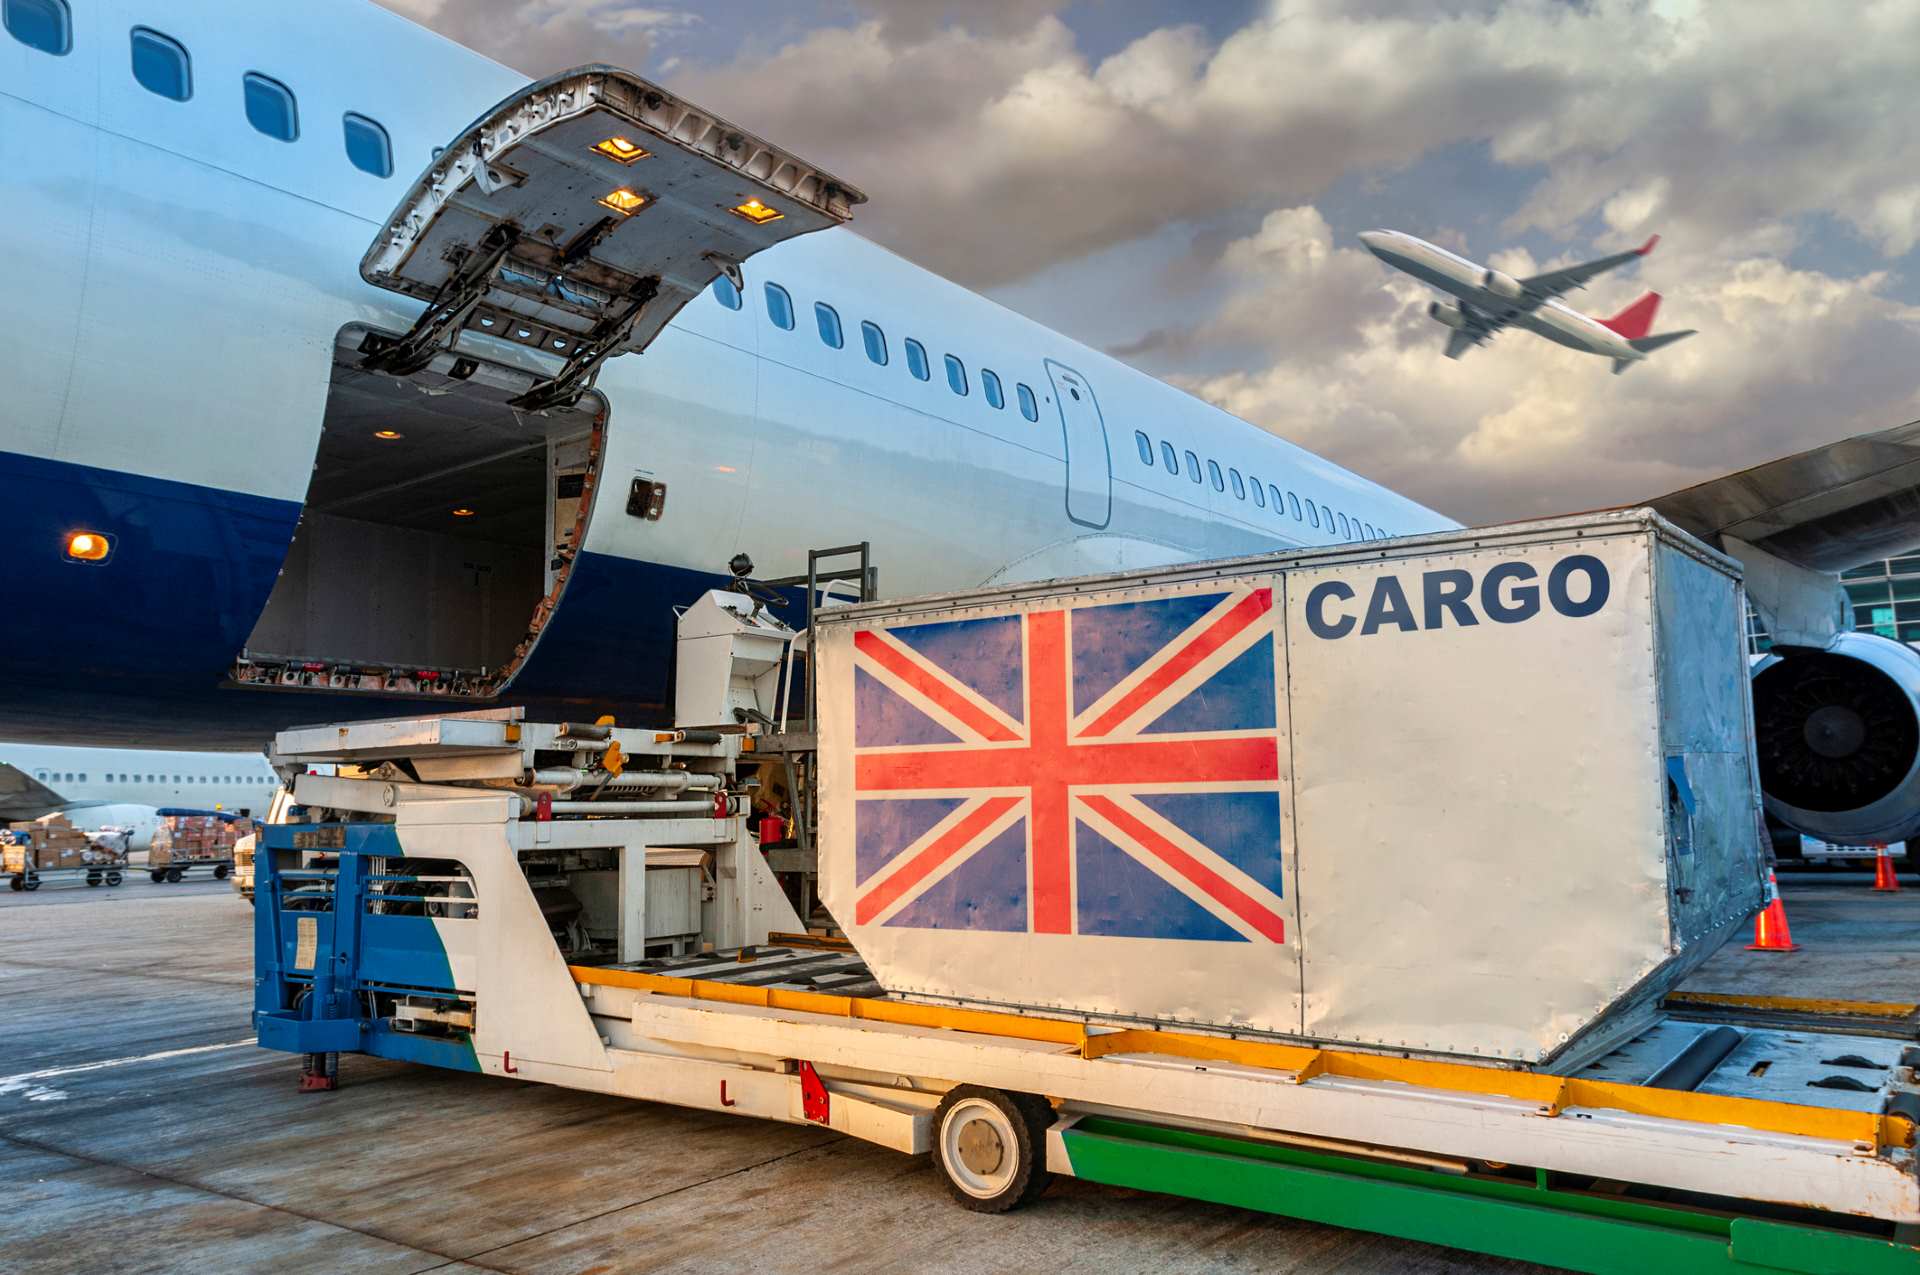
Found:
1358,230 -> 1696,372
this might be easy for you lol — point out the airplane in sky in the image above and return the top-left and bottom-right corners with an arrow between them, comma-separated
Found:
1,1 -> 1917,851
1358,230 -> 1696,372
0,744 -> 275,851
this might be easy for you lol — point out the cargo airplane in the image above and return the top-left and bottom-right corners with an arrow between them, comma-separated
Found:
1358,229 -> 1695,371
3,1 -> 1919,852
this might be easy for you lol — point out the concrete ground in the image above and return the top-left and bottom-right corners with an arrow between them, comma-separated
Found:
1,881 -> 1546,1274
1688,870 -> 1920,1003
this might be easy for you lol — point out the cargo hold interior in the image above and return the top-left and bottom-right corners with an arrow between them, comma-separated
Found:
233,334 -> 604,694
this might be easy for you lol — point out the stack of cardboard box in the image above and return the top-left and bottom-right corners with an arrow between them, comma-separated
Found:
151,815 -> 252,867
2,813 -> 124,873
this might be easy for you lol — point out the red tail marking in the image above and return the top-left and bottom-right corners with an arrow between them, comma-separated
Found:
1598,291 -> 1661,339
1635,234 -> 1660,256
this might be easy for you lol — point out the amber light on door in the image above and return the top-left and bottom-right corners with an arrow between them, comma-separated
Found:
67,531 -> 112,561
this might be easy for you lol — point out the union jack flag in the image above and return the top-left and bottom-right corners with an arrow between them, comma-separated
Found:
851,586 -> 1287,942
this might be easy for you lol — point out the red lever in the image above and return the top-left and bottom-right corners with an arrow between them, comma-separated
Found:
798,1060 -> 830,1124
535,792 -> 552,822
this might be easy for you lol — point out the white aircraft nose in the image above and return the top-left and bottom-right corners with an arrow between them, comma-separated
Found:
1358,230 -> 1393,255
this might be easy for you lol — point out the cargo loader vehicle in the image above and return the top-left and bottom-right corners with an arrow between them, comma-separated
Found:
254,512 -> 1920,1274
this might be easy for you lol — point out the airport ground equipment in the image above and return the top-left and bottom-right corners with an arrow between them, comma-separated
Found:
4,816 -> 124,891
816,508 -> 1767,1068
254,534 -> 1920,1271
148,814 -> 250,883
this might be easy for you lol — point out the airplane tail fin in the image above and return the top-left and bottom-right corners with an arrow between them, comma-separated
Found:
1597,290 -> 1663,339
1611,329 -> 1696,374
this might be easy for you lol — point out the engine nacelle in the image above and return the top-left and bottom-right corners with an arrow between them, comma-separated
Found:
1480,269 -> 1524,301
1428,301 -> 1469,329
1751,632 -> 1920,845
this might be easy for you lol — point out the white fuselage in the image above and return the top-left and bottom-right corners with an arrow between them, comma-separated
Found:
1,744 -> 276,849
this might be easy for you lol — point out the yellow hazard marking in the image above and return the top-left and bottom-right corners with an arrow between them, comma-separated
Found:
569,965 -> 1913,1151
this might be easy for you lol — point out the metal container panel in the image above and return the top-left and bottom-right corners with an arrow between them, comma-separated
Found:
1287,531 -> 1667,1062
814,574 -> 1304,1035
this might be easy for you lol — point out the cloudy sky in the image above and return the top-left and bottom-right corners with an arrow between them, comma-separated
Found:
378,0 -> 1920,524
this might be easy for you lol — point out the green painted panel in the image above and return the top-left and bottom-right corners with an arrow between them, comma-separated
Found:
1060,1118 -> 1917,1275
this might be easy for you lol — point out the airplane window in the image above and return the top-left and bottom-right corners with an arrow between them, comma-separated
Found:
1207,460 -> 1225,492
1160,441 -> 1179,474
905,339 -> 930,380
79,773 -> 88,782
711,275 -> 742,310
34,770 -> 45,780
981,369 -> 1004,410
1016,383 -> 1038,421
4,0 -> 69,55
945,355 -> 968,396
131,28 -> 191,100
1288,492 -> 1302,520
1183,450 -> 1202,484
1337,512 -> 1352,538
1249,475 -> 1266,508
1320,503 -> 1335,532
1306,502 -> 1320,529
243,73 -> 299,142
815,302 -> 844,349
861,320 -> 887,365
1229,469 -> 1245,500
1134,431 -> 1152,464
764,283 -> 794,330
1269,484 -> 1285,513
343,113 -> 393,178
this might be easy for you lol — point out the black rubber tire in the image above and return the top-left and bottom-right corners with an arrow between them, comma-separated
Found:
150,869 -> 165,883
106,873 -> 122,886
86,874 -> 101,887
165,868 -> 183,883
22,878 -> 39,892
214,864 -> 230,880
930,1086 -> 1054,1213
7,877 -> 21,892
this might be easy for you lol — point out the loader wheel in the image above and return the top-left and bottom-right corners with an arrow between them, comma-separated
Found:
7,877 -> 21,892
930,1086 -> 1054,1212
214,864 -> 230,880
106,872 -> 122,886
165,868 -> 183,883
22,877 -> 39,892
86,873 -> 101,887
150,869 -> 165,883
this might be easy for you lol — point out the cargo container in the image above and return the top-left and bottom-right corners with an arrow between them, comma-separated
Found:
4,814 -> 125,891
813,509 -> 1765,1068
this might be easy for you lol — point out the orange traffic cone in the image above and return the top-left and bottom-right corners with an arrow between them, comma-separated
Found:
1747,872 -> 1799,951
1873,845 -> 1901,892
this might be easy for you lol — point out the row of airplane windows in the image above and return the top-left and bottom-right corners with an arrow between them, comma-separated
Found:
1131,431 -> 1394,541
34,771 -> 273,785
5,0 -> 397,177
714,276 -> 1046,422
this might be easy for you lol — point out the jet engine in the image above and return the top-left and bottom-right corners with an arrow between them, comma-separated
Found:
1752,632 -> 1920,845
1428,301 -> 1469,329
1480,269 -> 1524,301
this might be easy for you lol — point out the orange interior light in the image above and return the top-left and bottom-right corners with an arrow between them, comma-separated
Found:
451,507 -> 476,518
593,136 -> 651,164
729,198 -> 784,226
373,429 -> 402,440
598,187 -> 649,216
67,531 -> 111,561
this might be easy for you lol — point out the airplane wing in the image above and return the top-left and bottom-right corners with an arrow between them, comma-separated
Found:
1443,328 -> 1481,359
1519,235 -> 1660,301
0,761 -> 66,823
1643,417 -> 1920,643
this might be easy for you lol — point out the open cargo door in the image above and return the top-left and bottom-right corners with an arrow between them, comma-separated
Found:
359,65 -> 865,410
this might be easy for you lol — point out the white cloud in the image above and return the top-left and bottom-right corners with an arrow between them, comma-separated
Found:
1171,208 -> 1920,523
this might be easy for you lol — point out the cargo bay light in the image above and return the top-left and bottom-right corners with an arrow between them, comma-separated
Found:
252,510 -> 1920,1267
